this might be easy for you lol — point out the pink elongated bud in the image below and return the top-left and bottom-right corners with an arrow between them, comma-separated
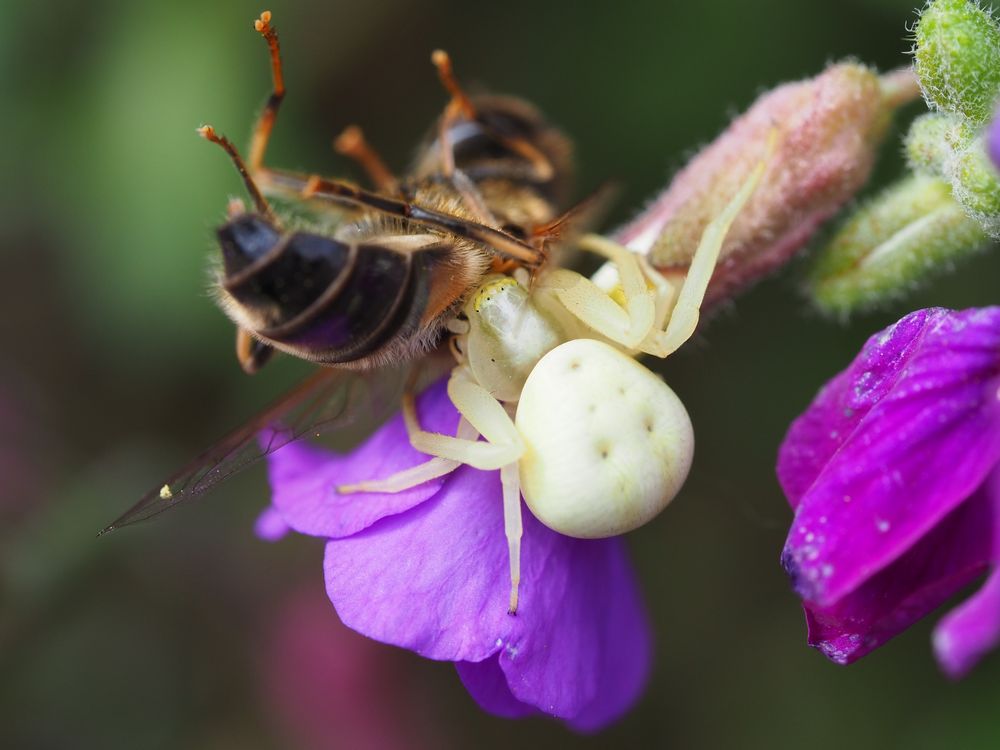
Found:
616,63 -> 919,307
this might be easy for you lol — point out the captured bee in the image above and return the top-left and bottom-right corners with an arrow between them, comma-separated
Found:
103,11 -> 578,531
203,12 -> 574,373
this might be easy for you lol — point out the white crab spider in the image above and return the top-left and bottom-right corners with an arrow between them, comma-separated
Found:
340,148 -> 769,614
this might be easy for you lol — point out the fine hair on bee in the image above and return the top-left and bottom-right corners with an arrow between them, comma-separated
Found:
198,10 -> 576,373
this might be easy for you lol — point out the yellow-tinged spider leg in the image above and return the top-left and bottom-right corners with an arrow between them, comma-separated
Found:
534,263 -> 655,350
336,418 -> 476,494
391,369 -> 523,470
501,461 -> 523,615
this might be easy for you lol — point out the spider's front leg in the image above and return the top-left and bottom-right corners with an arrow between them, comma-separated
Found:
340,366 -> 527,614
550,139 -> 771,358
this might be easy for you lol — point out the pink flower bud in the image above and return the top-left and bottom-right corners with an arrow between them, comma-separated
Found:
616,64 -> 918,307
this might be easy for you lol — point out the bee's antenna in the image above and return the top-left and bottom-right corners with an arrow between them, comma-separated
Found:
197,125 -> 275,220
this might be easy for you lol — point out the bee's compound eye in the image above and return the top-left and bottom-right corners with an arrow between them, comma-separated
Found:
514,339 -> 694,539
217,214 -> 281,277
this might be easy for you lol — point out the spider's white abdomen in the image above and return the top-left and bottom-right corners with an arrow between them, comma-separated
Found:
515,339 -> 694,539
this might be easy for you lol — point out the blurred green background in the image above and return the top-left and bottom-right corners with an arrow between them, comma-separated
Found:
3,0 -> 1000,747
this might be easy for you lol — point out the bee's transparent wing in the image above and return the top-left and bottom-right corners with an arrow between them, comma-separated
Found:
100,367 -> 405,535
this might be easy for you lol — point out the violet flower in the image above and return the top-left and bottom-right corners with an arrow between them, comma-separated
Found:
260,584 -> 432,750
989,105 -> 1000,171
778,307 -> 1000,677
257,379 -> 652,730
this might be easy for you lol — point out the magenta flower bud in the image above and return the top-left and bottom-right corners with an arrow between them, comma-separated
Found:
616,64 -> 918,307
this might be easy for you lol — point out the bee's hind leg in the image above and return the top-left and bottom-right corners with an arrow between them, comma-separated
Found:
430,50 -> 476,178
248,11 -> 286,175
333,125 -> 400,195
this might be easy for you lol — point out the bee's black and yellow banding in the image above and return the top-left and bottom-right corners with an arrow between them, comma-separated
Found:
204,12 -> 576,375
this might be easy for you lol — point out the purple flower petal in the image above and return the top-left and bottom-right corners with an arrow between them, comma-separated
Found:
800,481 -> 994,664
456,657 -> 538,720
934,569 -> 1000,678
780,307 -> 1000,606
933,465 -> 1000,678
265,380 -> 458,539
254,505 -> 291,542
988,105 -> 1000,172
323,463 -> 651,727
777,308 -> 940,508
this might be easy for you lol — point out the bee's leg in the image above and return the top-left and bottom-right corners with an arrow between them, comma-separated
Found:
431,50 -> 476,178
260,169 -> 541,264
451,168 -> 501,228
333,125 -> 400,195
236,328 -> 274,374
428,51 -> 502,227
226,197 -> 247,218
248,11 -> 285,175
430,49 -> 552,187
198,125 -> 274,219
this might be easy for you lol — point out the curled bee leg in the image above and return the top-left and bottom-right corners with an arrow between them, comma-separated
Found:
235,328 -> 274,374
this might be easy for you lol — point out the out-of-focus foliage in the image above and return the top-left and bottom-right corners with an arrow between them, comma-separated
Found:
3,0 -> 999,748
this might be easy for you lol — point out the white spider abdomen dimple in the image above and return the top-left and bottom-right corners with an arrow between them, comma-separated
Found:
514,339 -> 694,539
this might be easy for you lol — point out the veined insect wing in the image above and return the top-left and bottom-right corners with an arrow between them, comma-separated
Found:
100,366 -> 407,535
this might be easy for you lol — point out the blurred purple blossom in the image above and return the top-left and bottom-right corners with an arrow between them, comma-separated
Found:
260,584 -> 431,750
0,381 -> 44,521
778,307 -> 1000,677
258,380 -> 652,730
989,105 -> 1000,171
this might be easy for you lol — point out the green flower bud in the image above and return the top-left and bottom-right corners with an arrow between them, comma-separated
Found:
904,111 -> 973,176
950,135 -> 1000,235
809,175 -> 987,316
914,0 -> 1000,124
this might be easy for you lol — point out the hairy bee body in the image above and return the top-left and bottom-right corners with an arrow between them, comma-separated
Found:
216,95 -> 572,370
